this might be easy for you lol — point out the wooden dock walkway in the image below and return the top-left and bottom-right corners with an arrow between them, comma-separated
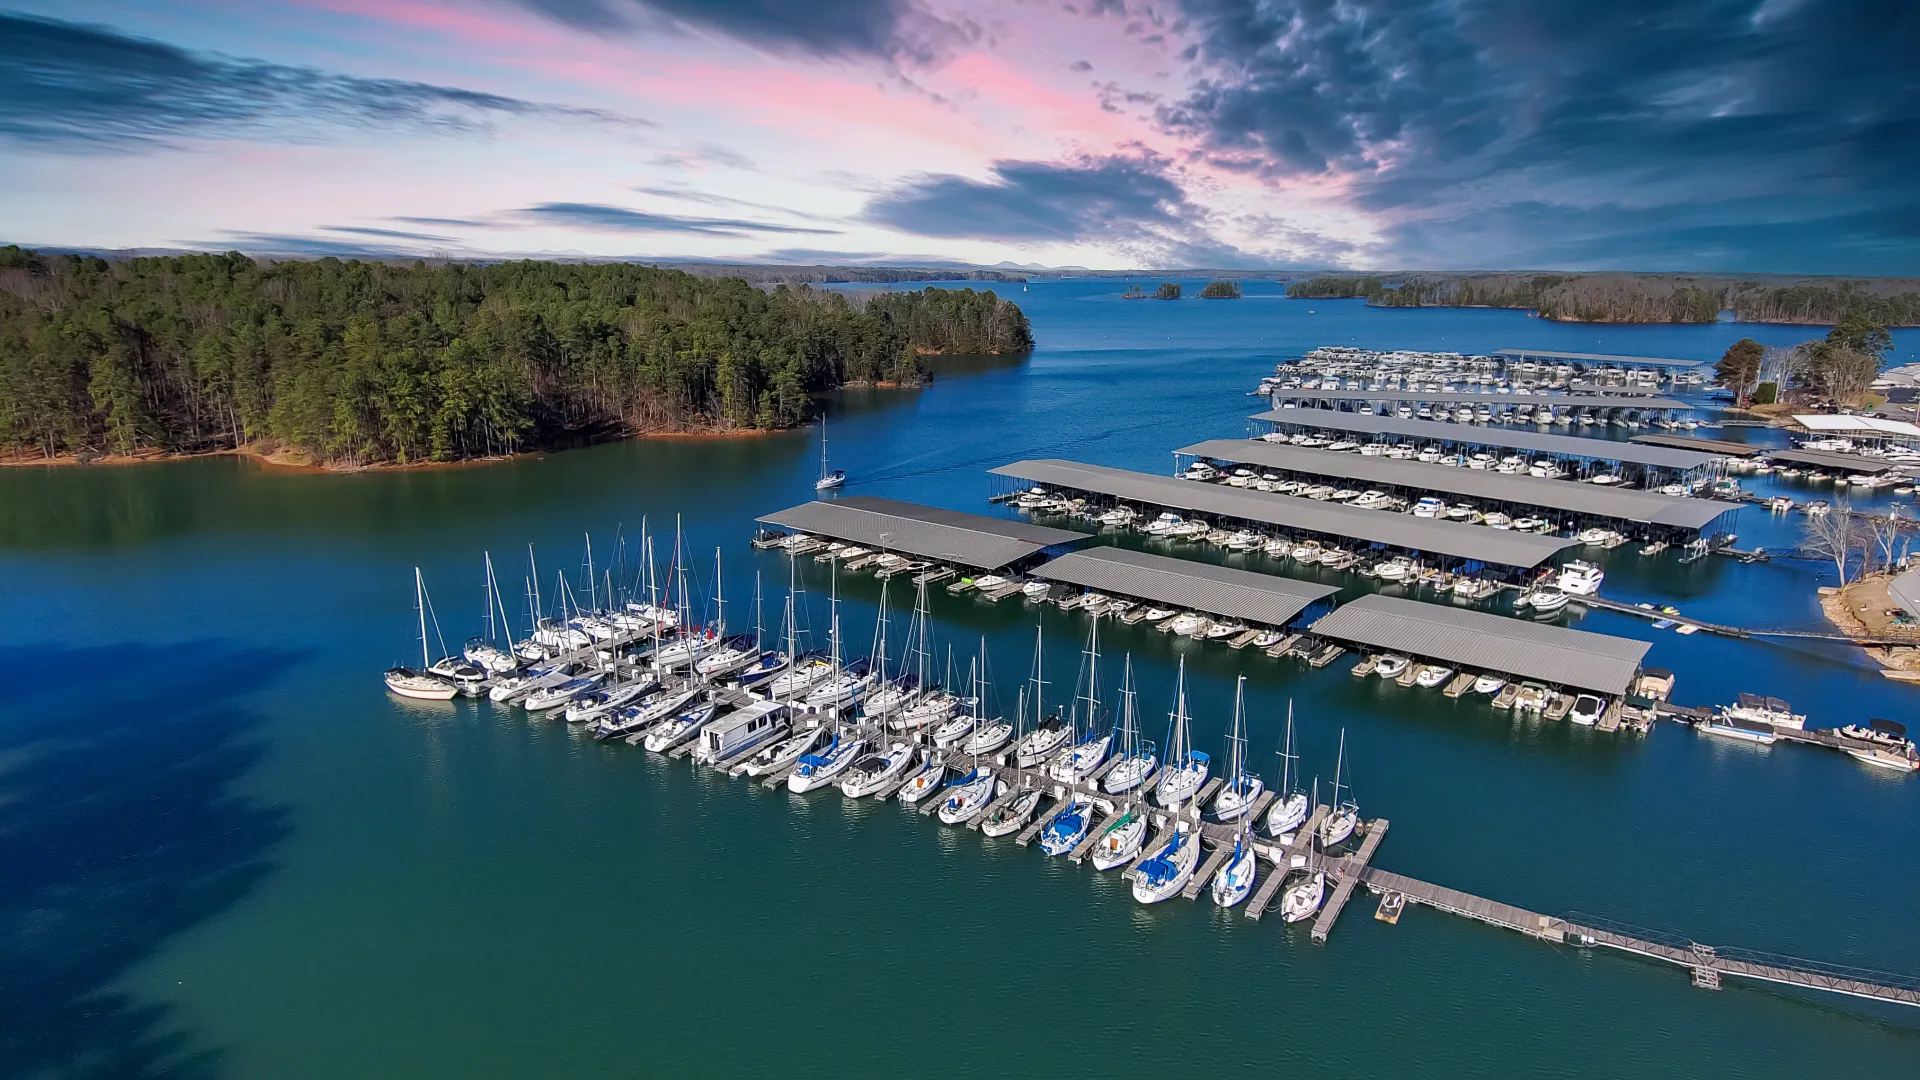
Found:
1311,818 -> 1387,942
1246,805 -> 1326,921
1183,840 -> 1231,900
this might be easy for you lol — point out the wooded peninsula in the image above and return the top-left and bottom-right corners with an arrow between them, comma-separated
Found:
0,250 -> 1033,466
1284,272 -> 1920,326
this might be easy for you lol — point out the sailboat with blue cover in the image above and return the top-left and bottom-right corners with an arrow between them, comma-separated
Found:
1130,822 -> 1200,904
1038,793 -> 1094,856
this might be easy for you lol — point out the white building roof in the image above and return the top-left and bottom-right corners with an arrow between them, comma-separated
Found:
1795,415 -> 1920,438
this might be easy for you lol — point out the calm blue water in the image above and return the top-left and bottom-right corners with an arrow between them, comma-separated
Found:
4,281 -> 1918,1078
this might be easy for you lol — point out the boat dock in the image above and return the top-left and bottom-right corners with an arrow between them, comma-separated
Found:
1311,818 -> 1386,943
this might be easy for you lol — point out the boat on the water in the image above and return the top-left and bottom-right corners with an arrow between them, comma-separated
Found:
1103,657 -> 1158,794
1281,871 -> 1327,923
787,732 -> 868,792
895,750 -> 949,804
1319,729 -> 1359,846
838,740 -> 915,797
742,724 -> 826,777
1153,659 -> 1211,808
979,786 -> 1043,837
937,766 -> 998,824
1038,795 -> 1094,856
1211,676 -> 1265,821
1264,703 -> 1308,839
1088,808 -> 1146,870
386,568 -> 459,700
1130,825 -> 1200,904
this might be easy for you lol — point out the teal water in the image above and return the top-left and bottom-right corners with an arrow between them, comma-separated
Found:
5,282 -> 1920,1078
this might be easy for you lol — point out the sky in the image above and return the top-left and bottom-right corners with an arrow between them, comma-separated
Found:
2,0 -> 1915,273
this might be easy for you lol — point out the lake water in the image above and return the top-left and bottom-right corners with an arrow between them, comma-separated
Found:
5,280 -> 1919,1078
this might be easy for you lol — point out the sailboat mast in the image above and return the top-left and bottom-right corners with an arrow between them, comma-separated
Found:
528,544 -> 543,624
584,532 -> 596,611
713,547 -> 725,639
753,570 -> 764,653
415,567 -> 430,669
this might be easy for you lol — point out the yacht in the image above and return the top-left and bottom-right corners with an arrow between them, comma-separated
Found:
1555,561 -> 1605,595
1130,826 -> 1201,904
1088,808 -> 1147,870
1153,659 -> 1212,808
1264,705 -> 1309,839
1210,677 -> 1266,821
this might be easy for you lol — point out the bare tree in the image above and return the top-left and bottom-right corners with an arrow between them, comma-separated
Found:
1803,503 -> 1872,585
1865,506 -> 1919,574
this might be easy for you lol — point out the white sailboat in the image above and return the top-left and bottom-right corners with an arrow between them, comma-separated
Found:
893,749 -> 948,804
1264,703 -> 1309,839
1211,675 -> 1266,821
1102,656 -> 1158,794
741,724 -> 826,777
1130,824 -> 1200,904
814,413 -> 846,490
958,641 -> 1012,754
936,765 -> 998,824
1038,794 -> 1095,856
1047,618 -> 1113,783
385,567 -> 460,700
1319,728 -> 1359,847
462,553 -> 522,674
1210,816 -> 1259,908
1153,658 -> 1211,808
1088,805 -> 1147,870
1280,870 -> 1326,923
1010,624 -> 1069,767
786,728 -> 867,792
838,739 -> 915,797
979,785 -> 1044,837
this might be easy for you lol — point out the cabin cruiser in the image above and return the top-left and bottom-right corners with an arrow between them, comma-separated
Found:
1183,461 -> 1221,482
1472,673 -> 1507,694
1568,694 -> 1606,726
1412,497 -> 1445,518
1555,561 -> 1605,595
1483,512 -> 1512,529
1141,512 -> 1185,536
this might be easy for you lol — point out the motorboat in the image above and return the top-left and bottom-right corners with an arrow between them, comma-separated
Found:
1513,682 -> 1551,713
693,700 -> 788,764
1472,673 -> 1507,694
1555,561 -> 1605,595
1699,712 -> 1776,744
1414,665 -> 1454,689
838,740 -> 915,797
740,724 -> 826,777
979,787 -> 1044,837
1130,826 -> 1200,904
1483,512 -> 1512,529
1723,692 -> 1806,730
1039,796 -> 1095,856
1577,527 -> 1610,545
786,733 -> 868,792
1568,694 -> 1606,726
936,767 -> 998,824
1849,746 -> 1920,772
1412,497 -> 1446,518
1142,512 -> 1185,536
1375,558 -> 1413,580
1372,654 -> 1410,680
1088,809 -> 1147,870
1280,871 -> 1327,923
1525,587 -> 1570,613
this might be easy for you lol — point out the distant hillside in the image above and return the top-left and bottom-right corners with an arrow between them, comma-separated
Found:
1282,272 -> 1920,326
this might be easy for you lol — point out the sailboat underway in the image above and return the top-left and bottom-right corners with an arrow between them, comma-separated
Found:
385,568 -> 458,700
814,414 -> 846,490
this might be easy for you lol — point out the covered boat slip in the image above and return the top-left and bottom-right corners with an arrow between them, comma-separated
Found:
1630,433 -> 1769,457
988,460 -> 1580,572
1493,348 -> 1707,370
1765,448 -> 1904,476
1266,388 -> 1692,415
1311,594 -> 1652,696
1032,547 -> 1339,629
1174,439 -> 1742,538
1250,410 -> 1722,485
756,496 -> 1090,571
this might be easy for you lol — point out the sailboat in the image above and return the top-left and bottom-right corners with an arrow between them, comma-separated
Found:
1130,823 -> 1201,903
802,565 -> 876,710
814,413 -> 846,490
893,747 -> 948,804
463,553 -> 522,674
838,737 -> 916,797
1038,793 -> 1095,856
978,783 -> 1043,837
1264,703 -> 1309,839
1046,617 -> 1112,783
1280,870 -> 1326,923
1011,625 -> 1069,767
958,641 -> 1013,754
741,724 -> 826,777
936,763 -> 998,824
860,580 -> 921,718
1087,804 -> 1147,870
1153,658 -> 1211,808
1211,676 -> 1266,821
1102,656 -> 1158,794
385,567 -> 459,699
1319,728 -> 1359,847
1210,809 -> 1259,908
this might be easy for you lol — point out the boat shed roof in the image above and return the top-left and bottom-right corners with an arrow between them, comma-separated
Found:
1270,388 -> 1691,410
1494,348 -> 1706,369
1630,433 -> 1769,456
1033,547 -> 1338,627
757,496 -> 1089,570
1176,440 -> 1742,531
1765,449 -> 1895,474
1251,410 -> 1718,470
1796,414 -> 1920,438
989,460 -> 1579,568
1888,568 -> 1920,620
1309,594 -> 1652,695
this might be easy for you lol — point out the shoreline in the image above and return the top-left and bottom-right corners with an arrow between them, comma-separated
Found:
0,425 -> 786,474
1818,579 -> 1920,681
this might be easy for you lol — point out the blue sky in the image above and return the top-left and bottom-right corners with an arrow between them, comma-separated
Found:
3,1 -> 1915,273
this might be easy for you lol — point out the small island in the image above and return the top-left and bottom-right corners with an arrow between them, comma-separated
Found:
1154,282 -> 1182,300
1199,280 -> 1242,299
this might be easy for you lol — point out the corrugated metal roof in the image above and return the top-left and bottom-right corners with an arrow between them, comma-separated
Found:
1494,348 -> 1705,368
1890,568 -> 1920,620
1251,410 -> 1717,470
1796,414 -> 1920,437
1175,439 -> 1742,531
1270,389 -> 1692,410
757,496 -> 1089,570
1309,594 -> 1651,694
1765,449 -> 1896,473
1032,547 -> 1338,627
1629,433 -> 1768,456
988,460 -> 1579,568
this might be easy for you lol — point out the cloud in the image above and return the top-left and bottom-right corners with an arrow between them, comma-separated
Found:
633,186 -> 839,223
0,13 -> 644,151
321,225 -> 462,242
205,232 -> 430,258
520,202 -> 840,236
1158,0 -> 1920,273
862,153 -> 1261,266
1069,59 -> 1093,72
499,0 -> 968,64
391,216 -> 492,228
